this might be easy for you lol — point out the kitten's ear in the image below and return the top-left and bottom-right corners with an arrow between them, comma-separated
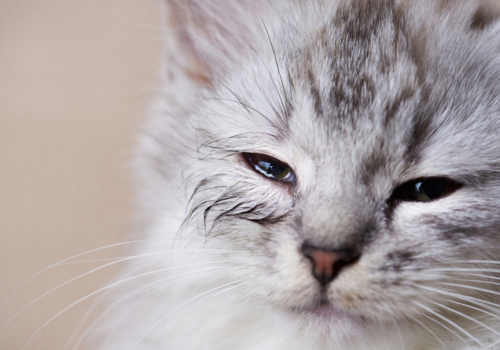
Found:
165,0 -> 267,85
471,0 -> 500,30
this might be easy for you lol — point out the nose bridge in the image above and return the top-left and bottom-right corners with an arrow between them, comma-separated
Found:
299,184 -> 371,247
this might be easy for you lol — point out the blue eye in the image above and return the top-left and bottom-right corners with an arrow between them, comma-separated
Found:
243,153 -> 295,182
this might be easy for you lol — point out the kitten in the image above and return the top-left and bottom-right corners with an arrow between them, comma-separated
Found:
88,0 -> 500,349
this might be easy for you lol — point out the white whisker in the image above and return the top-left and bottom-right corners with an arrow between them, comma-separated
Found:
64,257 -> 166,350
19,262 -> 236,350
410,314 -> 447,349
2,250 -> 235,333
1,238 -> 236,317
103,266 -> 237,309
450,261 -> 500,265
413,300 -> 485,348
448,300 -> 500,326
422,268 -> 500,274
0,239 -> 169,315
71,265 -> 238,350
131,281 -> 246,349
443,277 -> 500,288
434,281 -> 500,298
427,299 -> 500,339
443,273 -> 500,282
405,283 -> 500,315
393,320 -> 405,350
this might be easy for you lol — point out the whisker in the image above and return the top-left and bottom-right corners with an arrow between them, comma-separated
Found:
59,257 -> 125,265
131,281 -> 246,349
490,339 -> 500,348
442,272 -> 500,282
423,313 -> 468,348
392,320 -> 406,350
20,263 -> 236,350
70,265 -> 236,350
410,314 -> 447,349
4,253 -> 155,333
413,300 -> 485,348
64,284 -> 112,350
448,300 -> 500,327
450,261 -> 500,265
0,238 -> 201,315
0,249 -> 235,332
150,280 -> 246,347
63,248 -> 242,265
102,266 -> 237,309
83,256 -> 195,350
407,281 -> 500,310
64,256 -> 177,350
434,281 -> 500,298
212,96 -> 277,129
427,299 -> 500,339
442,277 -> 500,288
422,268 -> 500,274
195,291 -> 242,326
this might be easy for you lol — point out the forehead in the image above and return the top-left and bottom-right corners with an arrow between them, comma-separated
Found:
282,1 -> 426,181
205,0 -> 500,187
293,0 -> 420,126
207,1 -> 423,174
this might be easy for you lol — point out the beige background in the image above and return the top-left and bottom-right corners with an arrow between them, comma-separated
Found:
0,1 -> 161,349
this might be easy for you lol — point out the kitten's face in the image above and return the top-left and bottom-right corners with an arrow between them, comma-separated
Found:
175,0 -> 500,343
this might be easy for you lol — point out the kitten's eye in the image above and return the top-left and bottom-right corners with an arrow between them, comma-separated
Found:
243,153 -> 295,182
392,178 -> 461,202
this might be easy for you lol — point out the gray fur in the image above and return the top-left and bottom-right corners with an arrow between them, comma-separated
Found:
87,0 -> 500,349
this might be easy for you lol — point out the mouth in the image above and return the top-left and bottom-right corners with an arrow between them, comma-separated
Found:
288,297 -> 368,343
302,295 -> 366,326
309,301 -> 350,319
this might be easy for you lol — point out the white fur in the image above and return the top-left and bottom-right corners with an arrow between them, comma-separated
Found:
87,1 -> 500,349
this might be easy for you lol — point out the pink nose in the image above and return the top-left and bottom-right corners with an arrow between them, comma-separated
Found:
301,244 -> 358,286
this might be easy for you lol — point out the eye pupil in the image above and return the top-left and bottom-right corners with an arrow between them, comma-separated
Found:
257,160 -> 288,179
418,181 -> 444,200
269,162 -> 285,177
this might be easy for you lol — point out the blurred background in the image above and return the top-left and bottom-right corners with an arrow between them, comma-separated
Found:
0,0 -> 161,348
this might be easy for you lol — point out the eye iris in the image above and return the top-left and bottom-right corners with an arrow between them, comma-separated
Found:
243,153 -> 294,182
257,161 -> 289,179
416,180 -> 445,201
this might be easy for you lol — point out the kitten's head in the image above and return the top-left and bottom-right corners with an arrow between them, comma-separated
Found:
156,0 -> 500,346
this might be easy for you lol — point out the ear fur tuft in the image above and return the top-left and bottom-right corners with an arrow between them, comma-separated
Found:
165,0 -> 267,85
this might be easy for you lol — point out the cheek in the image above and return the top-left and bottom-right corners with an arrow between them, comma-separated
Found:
391,199 -> 494,258
325,203 -> 489,319
238,228 -> 320,307
272,234 -> 311,286
389,202 -> 460,255
325,239 -> 428,320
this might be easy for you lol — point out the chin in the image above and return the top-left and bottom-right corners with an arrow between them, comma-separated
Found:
287,298 -> 370,347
